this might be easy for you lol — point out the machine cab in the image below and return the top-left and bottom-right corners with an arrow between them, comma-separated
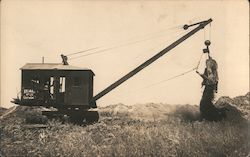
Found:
13,63 -> 96,109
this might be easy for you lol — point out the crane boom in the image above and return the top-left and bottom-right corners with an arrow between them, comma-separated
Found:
93,18 -> 212,102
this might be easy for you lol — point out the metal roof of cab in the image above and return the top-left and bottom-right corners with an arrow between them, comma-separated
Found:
21,63 -> 94,74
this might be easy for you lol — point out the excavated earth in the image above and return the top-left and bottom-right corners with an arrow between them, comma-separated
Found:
1,92 -> 249,123
0,93 -> 249,157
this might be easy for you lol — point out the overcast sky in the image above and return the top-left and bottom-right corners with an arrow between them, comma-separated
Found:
1,0 -> 249,108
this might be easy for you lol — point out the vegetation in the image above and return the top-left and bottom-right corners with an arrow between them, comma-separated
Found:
0,93 -> 249,157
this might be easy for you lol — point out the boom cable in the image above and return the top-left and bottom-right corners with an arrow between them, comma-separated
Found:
134,30 -> 188,60
66,47 -> 100,56
129,52 -> 204,92
64,24 -> 184,59
68,29 -> 185,60
137,67 -> 197,90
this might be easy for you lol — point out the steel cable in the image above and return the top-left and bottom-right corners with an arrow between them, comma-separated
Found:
68,29 -> 185,60
128,51 -> 205,93
65,24 -> 184,59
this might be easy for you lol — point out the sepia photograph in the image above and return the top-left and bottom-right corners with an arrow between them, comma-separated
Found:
0,0 -> 249,156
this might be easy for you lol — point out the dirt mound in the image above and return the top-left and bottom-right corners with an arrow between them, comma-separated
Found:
0,106 -> 17,119
99,93 -> 249,122
100,103 -> 200,121
0,106 -> 52,125
171,104 -> 200,121
130,103 -> 174,120
100,103 -> 176,121
215,92 -> 250,121
1,93 -> 249,157
0,107 -> 8,116
232,92 -> 250,118
1,93 -> 248,123
100,103 -> 133,116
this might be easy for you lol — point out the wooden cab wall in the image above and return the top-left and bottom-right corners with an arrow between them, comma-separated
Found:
64,70 -> 94,106
20,63 -> 95,108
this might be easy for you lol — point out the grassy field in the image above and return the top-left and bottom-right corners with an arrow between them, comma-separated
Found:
0,93 -> 249,157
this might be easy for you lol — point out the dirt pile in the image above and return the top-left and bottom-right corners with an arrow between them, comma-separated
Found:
1,93 -> 249,123
215,92 -> 250,121
0,107 -> 7,116
100,103 -> 179,121
0,93 -> 249,157
0,106 -> 52,125
170,104 -> 200,121
99,103 -> 133,117
100,93 -> 249,122
100,103 -> 201,122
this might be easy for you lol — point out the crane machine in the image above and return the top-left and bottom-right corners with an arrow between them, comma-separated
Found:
12,19 -> 213,123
